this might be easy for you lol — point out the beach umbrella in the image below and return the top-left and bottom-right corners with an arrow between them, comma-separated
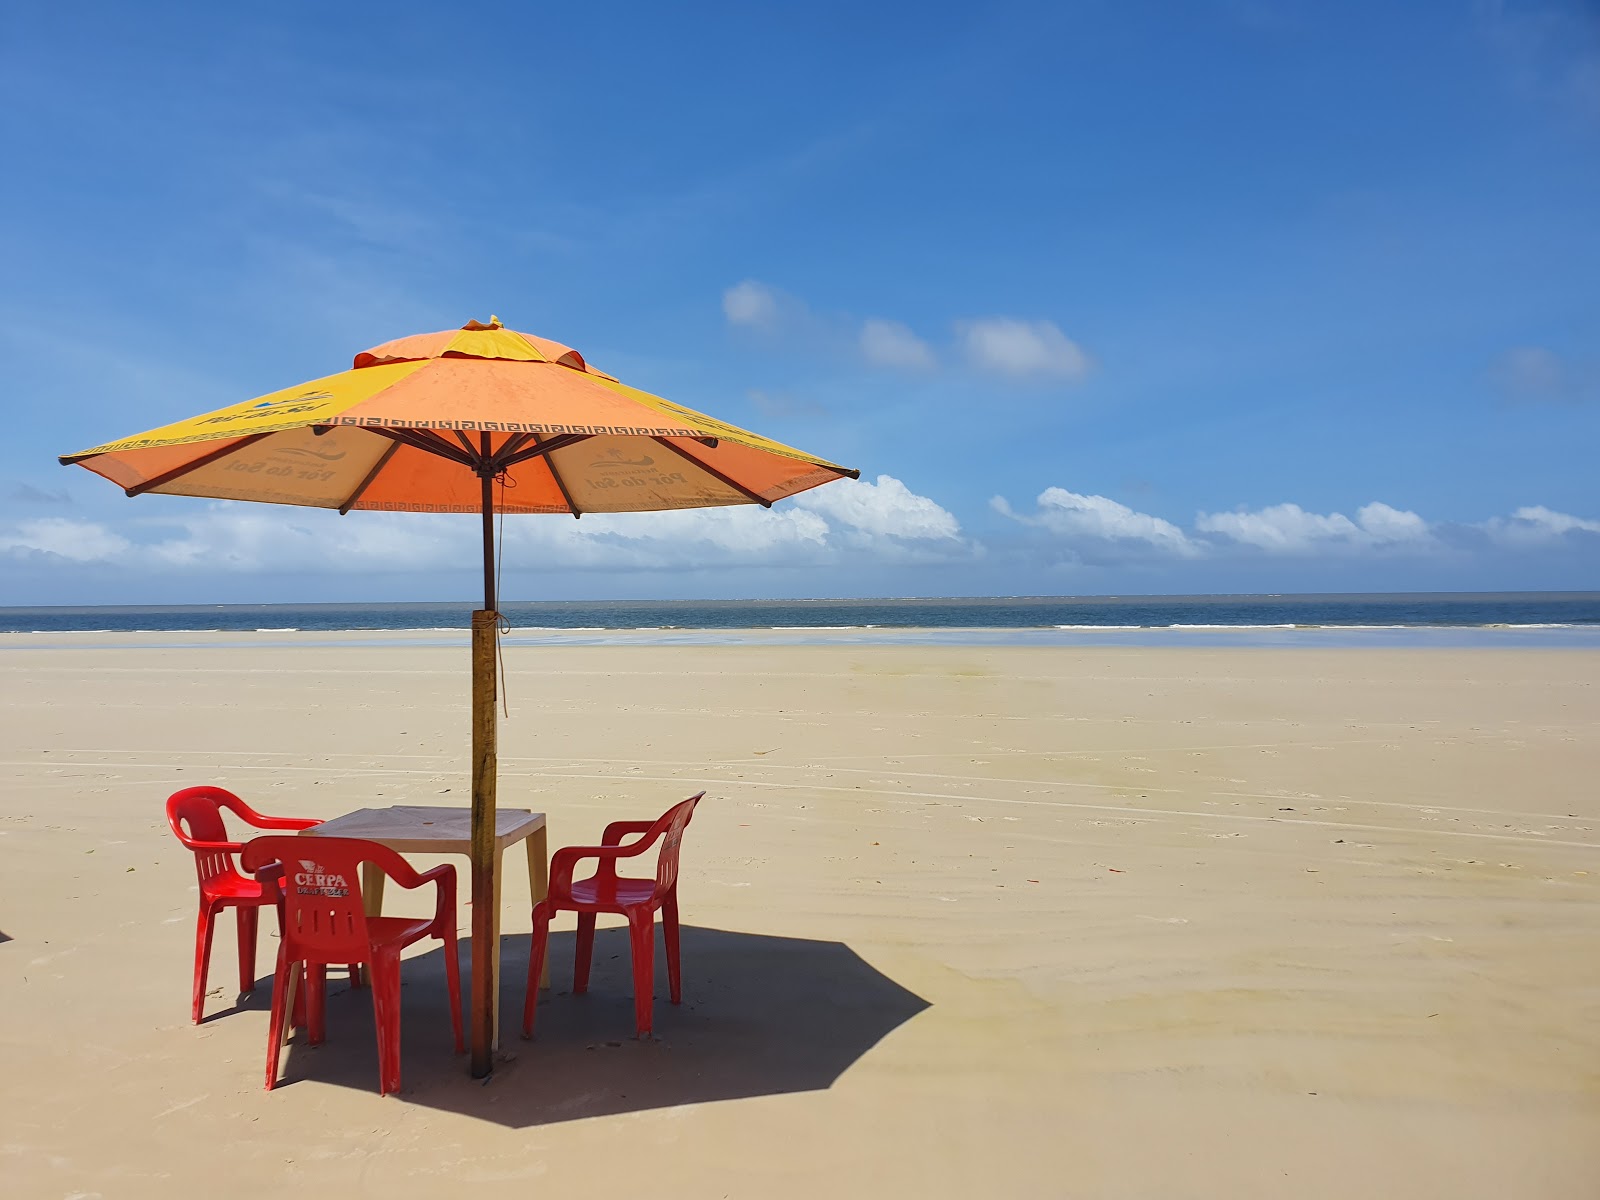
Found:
59,316 -> 858,1076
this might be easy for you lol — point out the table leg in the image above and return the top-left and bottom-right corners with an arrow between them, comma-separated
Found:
359,862 -> 386,987
491,846 -> 504,1052
527,827 -> 550,988
278,963 -> 302,1055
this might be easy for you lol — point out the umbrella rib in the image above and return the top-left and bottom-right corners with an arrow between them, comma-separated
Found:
337,441 -> 401,515
498,432 -> 592,470
492,432 -> 537,469
371,427 -> 477,468
652,437 -> 772,508
532,433 -> 582,517
123,432 -> 274,496
418,428 -> 480,465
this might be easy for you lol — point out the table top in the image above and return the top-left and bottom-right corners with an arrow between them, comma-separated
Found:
301,805 -> 546,854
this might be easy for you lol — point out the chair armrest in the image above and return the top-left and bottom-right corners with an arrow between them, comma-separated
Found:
401,863 -> 457,932
357,854 -> 455,930
548,841 -> 653,897
601,820 -> 655,847
380,855 -> 439,891
245,815 -> 321,831
178,836 -> 246,855
253,861 -> 286,896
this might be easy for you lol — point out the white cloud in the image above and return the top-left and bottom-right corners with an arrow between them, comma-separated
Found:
955,318 -> 1091,381
1196,504 -> 1358,549
0,478 -> 965,577
558,505 -> 831,560
791,475 -> 961,541
0,517 -> 132,562
1481,505 -> 1600,547
993,489 -> 1199,558
16,491 -> 1593,586
1195,502 -> 1432,552
993,491 -> 1447,562
722,280 -> 783,329
721,285 -> 1092,384
858,319 -> 936,371
1355,502 -> 1430,542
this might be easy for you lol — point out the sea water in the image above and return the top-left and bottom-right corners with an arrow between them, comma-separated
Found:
3,593 -> 1599,648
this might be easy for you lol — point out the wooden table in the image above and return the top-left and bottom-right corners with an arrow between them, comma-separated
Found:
301,805 -> 548,1048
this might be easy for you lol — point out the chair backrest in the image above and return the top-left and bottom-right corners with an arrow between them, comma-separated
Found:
166,786 -> 248,887
241,836 -> 401,964
651,793 -> 702,896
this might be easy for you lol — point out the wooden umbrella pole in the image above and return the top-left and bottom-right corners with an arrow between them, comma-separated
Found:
468,456 -> 498,1078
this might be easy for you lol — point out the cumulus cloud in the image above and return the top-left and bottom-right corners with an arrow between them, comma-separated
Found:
1481,505 -> 1600,547
991,490 -> 1451,562
1354,502 -> 1430,542
0,517 -> 133,562
1195,502 -> 1432,552
792,474 -> 961,541
0,477 -> 966,576
1196,504 -> 1358,549
858,319 -> 936,371
992,489 -> 1199,559
955,318 -> 1091,381
721,282 -> 1090,382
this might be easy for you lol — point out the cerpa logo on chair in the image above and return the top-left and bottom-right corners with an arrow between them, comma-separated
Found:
294,859 -> 351,898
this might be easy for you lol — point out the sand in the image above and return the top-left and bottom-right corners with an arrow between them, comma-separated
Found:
1,637 -> 1597,1199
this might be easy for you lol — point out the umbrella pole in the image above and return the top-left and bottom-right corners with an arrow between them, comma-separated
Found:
469,464 -> 498,1078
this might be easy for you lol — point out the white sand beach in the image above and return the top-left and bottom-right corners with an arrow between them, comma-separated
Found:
1,638 -> 1597,1198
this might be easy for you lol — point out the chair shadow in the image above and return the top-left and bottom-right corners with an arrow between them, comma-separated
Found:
264,924 -> 930,1127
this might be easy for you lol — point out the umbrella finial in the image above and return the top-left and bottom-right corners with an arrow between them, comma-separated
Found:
461,316 -> 504,331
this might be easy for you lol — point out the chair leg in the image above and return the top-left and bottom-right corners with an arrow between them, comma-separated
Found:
265,950 -> 295,1091
442,928 -> 464,1054
369,954 -> 403,1096
662,894 -> 682,1005
306,964 -> 328,1046
573,911 -> 596,994
236,906 -> 260,995
522,904 -> 551,1039
192,903 -> 218,1024
626,909 -> 656,1038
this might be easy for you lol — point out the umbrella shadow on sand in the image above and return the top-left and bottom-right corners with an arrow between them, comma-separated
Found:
262,925 -> 929,1126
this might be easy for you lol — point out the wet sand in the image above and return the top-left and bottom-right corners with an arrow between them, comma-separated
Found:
1,640 -> 1597,1198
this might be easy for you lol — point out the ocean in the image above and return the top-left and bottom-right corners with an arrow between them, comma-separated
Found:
3,593 -> 1599,648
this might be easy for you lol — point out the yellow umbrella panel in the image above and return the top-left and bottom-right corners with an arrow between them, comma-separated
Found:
60,319 -> 859,1076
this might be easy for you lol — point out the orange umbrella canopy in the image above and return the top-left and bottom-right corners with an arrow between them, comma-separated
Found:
60,317 -> 858,515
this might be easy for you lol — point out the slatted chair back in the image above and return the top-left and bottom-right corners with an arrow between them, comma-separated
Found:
242,836 -> 399,964
651,793 -> 701,898
166,786 -> 251,887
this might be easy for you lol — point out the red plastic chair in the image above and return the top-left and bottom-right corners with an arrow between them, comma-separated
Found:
522,793 -> 702,1040
165,786 -> 322,1024
241,836 -> 463,1095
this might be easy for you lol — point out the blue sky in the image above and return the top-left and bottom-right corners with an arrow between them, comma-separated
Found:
2,0 -> 1597,604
